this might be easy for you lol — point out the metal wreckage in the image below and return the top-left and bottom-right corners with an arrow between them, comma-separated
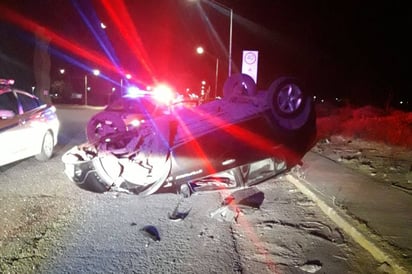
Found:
62,74 -> 316,198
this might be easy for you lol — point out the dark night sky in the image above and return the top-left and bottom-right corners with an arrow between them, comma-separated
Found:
0,0 -> 411,107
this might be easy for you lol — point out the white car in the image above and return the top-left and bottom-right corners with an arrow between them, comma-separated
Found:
0,79 -> 60,166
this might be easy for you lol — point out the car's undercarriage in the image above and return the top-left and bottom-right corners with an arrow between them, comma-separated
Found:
62,74 -> 317,196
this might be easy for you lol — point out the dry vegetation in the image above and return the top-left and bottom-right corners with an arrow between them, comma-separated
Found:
315,104 -> 412,148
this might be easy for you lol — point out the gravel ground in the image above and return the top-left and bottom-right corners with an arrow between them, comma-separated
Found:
2,135 -> 408,273
228,177 -> 379,273
0,157 -> 83,273
1,103 -> 411,273
313,136 -> 412,194
0,106 -> 96,273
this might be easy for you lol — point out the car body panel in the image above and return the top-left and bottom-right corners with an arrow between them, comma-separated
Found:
0,85 -> 59,166
62,75 -> 316,196
86,95 -> 170,143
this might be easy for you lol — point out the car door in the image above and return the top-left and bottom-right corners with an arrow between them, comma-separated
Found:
0,90 -> 45,166
0,91 -> 26,165
14,92 -> 44,158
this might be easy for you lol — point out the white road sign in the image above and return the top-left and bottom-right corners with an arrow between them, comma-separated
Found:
241,50 -> 258,84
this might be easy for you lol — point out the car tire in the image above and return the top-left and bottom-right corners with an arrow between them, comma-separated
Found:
139,155 -> 172,196
35,131 -> 54,161
91,124 -> 173,196
86,112 -> 127,143
223,73 -> 257,99
79,169 -> 111,193
267,77 -> 313,131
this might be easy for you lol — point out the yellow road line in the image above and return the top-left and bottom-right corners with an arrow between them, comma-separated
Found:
286,174 -> 408,274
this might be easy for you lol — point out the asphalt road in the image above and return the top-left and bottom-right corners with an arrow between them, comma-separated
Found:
1,106 -> 381,273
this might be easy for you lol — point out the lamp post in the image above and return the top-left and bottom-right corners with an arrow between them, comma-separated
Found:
189,0 -> 233,77
227,6 -> 233,77
207,0 -> 232,77
196,46 -> 219,99
84,75 -> 87,105
84,69 -> 100,106
120,73 -> 132,96
214,58 -> 219,98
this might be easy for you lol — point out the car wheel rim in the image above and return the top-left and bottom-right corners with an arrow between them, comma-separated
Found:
277,84 -> 303,114
43,133 -> 54,157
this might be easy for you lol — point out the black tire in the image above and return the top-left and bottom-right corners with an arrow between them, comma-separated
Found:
91,124 -> 172,196
75,155 -> 172,195
62,151 -> 113,194
267,77 -> 313,131
35,131 -> 54,161
78,170 -> 111,193
86,112 -> 127,143
223,73 -> 257,99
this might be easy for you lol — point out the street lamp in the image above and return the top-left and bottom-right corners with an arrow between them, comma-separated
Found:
120,73 -> 132,96
189,0 -> 233,77
84,69 -> 100,106
196,46 -> 219,99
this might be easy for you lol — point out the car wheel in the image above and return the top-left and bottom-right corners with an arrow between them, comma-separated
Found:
35,131 -> 54,161
79,168 -> 112,194
267,77 -> 312,131
223,73 -> 257,99
139,155 -> 172,196
87,112 -> 126,143
123,127 -> 172,195
94,124 -> 172,196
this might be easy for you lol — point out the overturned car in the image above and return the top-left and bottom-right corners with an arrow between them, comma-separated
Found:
62,74 -> 316,196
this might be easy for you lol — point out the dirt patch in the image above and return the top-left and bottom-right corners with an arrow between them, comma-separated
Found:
316,105 -> 412,148
0,195 -> 78,273
315,104 -> 412,193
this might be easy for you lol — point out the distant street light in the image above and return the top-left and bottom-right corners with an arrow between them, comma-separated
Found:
196,46 -> 219,99
196,47 -> 204,55
120,73 -> 132,96
84,69 -> 100,105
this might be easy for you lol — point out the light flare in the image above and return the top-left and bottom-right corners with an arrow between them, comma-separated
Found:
0,5 -> 119,75
171,109 -> 217,176
153,84 -> 175,105
100,0 -> 155,80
